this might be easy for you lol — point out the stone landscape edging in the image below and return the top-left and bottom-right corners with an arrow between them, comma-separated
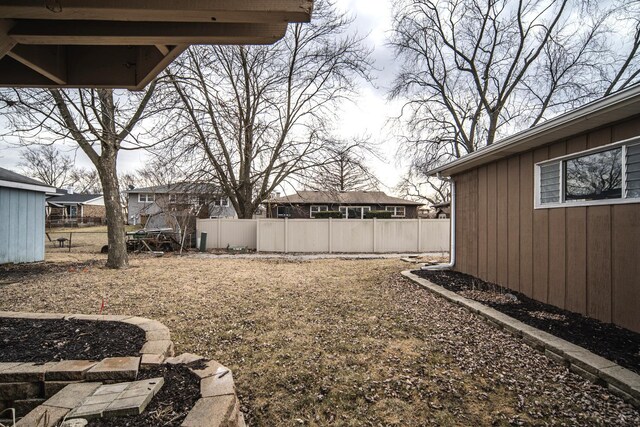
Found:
401,270 -> 640,408
0,311 -> 246,426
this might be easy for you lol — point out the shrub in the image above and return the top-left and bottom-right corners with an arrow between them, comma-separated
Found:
364,210 -> 393,219
313,210 -> 343,219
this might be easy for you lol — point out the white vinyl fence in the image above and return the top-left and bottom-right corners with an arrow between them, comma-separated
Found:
196,218 -> 450,253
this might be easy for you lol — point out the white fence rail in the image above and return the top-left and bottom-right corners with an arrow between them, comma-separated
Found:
196,218 -> 450,253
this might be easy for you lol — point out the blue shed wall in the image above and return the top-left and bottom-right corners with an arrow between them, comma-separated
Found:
0,187 -> 46,264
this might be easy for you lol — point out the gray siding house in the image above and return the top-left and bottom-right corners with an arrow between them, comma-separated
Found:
0,167 -> 55,264
125,183 -> 237,226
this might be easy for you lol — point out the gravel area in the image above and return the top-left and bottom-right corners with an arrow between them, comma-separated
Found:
414,269 -> 640,375
0,255 -> 638,425
0,317 -> 145,362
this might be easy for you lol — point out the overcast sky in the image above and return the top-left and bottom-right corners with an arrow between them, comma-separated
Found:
0,1 -> 407,194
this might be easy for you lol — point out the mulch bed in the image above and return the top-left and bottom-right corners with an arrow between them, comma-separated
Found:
414,269 -> 640,375
0,317 -> 145,362
87,362 -> 202,427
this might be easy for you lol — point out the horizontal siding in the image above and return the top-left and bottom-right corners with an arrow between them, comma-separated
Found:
452,115 -> 640,333
0,187 -> 46,264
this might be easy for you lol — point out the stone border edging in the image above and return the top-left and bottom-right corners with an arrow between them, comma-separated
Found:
0,311 -> 174,363
0,311 -> 246,426
401,271 -> 640,408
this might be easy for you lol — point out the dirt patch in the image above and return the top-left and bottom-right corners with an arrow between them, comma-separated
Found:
0,317 -> 145,362
414,269 -> 640,375
0,256 -> 638,425
88,362 -> 201,427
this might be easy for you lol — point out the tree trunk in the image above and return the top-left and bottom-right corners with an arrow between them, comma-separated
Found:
98,152 -> 128,269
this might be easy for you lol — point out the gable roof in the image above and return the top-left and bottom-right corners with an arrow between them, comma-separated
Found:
429,84 -> 640,177
268,191 -> 423,206
125,182 -> 219,194
47,193 -> 103,204
0,167 -> 55,193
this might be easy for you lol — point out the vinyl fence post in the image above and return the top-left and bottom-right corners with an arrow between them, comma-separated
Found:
284,217 -> 289,254
372,217 -> 377,253
217,217 -> 221,249
417,218 -> 422,253
328,217 -> 333,253
255,219 -> 260,252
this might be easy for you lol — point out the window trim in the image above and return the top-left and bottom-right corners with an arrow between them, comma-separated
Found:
138,193 -> 155,203
309,205 -> 328,218
339,205 -> 371,219
385,206 -> 406,217
534,136 -> 639,209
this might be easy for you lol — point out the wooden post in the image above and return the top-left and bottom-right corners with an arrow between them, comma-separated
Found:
68,232 -> 72,253
217,217 -> 221,249
328,217 -> 333,253
284,217 -> 289,253
417,218 -> 422,253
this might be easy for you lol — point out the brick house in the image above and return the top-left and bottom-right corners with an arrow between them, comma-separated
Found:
47,189 -> 106,226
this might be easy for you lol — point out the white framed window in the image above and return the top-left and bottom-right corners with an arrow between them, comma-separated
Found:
339,206 -> 371,219
138,193 -> 155,203
535,137 -> 640,209
385,206 -> 406,217
310,205 -> 328,218
168,194 -> 177,203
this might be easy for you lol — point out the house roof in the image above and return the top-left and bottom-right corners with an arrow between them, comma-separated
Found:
47,193 -> 102,205
429,84 -> 640,177
125,182 -> 218,194
268,191 -> 423,206
0,166 -> 55,193
0,1 -> 313,89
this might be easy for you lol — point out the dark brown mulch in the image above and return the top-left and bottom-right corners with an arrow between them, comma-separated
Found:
88,362 -> 202,427
0,318 -> 145,362
414,269 -> 640,375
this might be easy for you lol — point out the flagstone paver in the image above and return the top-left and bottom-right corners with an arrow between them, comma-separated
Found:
85,357 -> 139,381
45,360 -> 98,381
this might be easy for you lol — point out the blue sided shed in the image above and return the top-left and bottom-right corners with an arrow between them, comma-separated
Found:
0,167 -> 55,264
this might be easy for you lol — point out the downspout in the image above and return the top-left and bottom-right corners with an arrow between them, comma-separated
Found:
422,174 -> 456,270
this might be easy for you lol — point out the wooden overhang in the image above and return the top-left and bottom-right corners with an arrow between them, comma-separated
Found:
0,0 -> 313,89
429,84 -> 640,178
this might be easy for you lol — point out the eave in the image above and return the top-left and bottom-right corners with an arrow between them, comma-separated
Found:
0,1 -> 313,89
429,84 -> 640,178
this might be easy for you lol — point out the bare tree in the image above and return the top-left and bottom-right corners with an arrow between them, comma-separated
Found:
390,0 -> 639,180
2,85 -> 161,269
396,171 -> 451,206
163,0 -> 371,218
304,138 -> 381,193
18,145 -> 74,188
69,168 -> 102,194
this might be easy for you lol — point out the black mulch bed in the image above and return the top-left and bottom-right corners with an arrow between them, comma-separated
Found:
413,269 -> 640,375
88,362 -> 202,427
0,317 -> 145,362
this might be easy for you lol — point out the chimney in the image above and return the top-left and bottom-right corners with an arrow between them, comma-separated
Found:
66,186 -> 74,194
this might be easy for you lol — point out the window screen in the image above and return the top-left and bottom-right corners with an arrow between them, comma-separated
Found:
626,144 -> 640,198
539,162 -> 560,204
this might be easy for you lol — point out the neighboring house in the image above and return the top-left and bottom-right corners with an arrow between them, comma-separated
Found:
432,202 -> 451,219
429,84 -> 640,333
46,189 -> 106,226
0,167 -> 55,264
125,183 -> 237,226
267,191 -> 423,219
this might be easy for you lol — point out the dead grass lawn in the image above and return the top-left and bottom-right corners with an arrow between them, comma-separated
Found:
0,254 -> 637,426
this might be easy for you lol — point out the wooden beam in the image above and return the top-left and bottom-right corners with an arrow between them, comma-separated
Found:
155,44 -> 170,56
0,55 -> 59,86
9,21 -> 288,46
0,19 -> 16,60
0,1 -> 313,23
136,45 -> 188,90
7,44 -> 67,85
